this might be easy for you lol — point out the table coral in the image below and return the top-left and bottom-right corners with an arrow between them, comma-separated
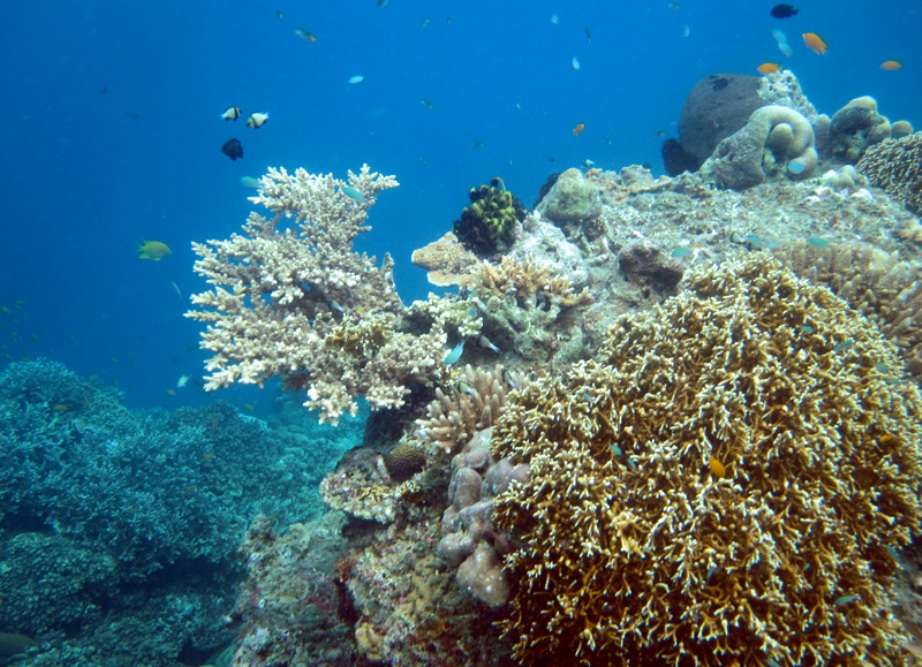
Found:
491,255 -> 922,665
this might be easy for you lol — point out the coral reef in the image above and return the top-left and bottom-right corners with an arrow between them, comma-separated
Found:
187,164 -> 474,424
410,231 -> 480,288
453,180 -> 526,256
229,512 -> 355,667
857,132 -> 922,215
0,359 -> 358,665
416,364 -> 510,455
825,96 -> 911,163
537,167 -> 603,236
704,104 -> 818,189
438,428 -> 529,608
491,255 -> 922,665
776,240 -> 922,381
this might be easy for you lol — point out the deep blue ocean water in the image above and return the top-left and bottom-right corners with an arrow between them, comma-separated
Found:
1,0 -> 919,410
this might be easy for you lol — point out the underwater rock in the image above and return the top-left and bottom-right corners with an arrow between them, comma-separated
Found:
538,167 -> 602,229
677,73 -> 763,166
456,542 -> 509,608
617,242 -> 683,293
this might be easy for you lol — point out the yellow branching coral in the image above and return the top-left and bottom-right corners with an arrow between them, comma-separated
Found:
491,255 -> 922,665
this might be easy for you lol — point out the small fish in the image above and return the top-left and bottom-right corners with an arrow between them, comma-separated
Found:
682,24 -> 690,38
376,0 -> 389,6
242,403 -> 255,412
246,112 -> 269,128
880,59 -> 902,71
276,9 -> 284,19
772,28 -> 793,57
221,138 -> 243,160
806,235 -> 830,248
221,105 -> 241,121
655,129 -> 667,137
834,593 -> 860,607
138,240 -> 171,261
347,74 -> 365,84
671,246 -> 692,258
584,26 -> 592,41
802,32 -> 828,55
165,388 -> 177,397
341,185 -> 366,203
572,122 -> 585,137
478,335 -> 501,354
571,56 -> 581,71
757,62 -> 780,74
472,140 -> 486,149
294,27 -> 318,43
240,175 -> 261,188
583,158 -> 595,168
550,14 -> 559,25
442,340 -> 465,365
419,99 -> 434,110
708,456 -> 726,479
420,17 -> 432,28
177,374 -> 190,389
770,4 -> 798,19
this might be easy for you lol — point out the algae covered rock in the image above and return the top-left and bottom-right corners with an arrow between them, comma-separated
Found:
538,167 -> 602,228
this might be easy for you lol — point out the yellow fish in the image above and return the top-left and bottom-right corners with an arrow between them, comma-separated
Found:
138,240 -> 171,261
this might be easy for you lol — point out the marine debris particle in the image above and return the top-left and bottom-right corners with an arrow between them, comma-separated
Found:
571,56 -> 581,71
348,74 -> 365,84
772,28 -> 793,56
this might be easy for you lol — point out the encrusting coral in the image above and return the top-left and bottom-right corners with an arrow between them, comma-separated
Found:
857,132 -> 922,216
186,165 -> 478,424
491,254 -> 922,665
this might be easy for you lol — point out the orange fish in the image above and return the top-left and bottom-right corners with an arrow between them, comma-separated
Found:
802,32 -> 828,55
572,122 -> 585,137
757,62 -> 780,74
708,456 -> 726,479
880,59 -> 902,71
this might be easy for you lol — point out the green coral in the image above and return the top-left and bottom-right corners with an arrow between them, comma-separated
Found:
453,179 -> 525,256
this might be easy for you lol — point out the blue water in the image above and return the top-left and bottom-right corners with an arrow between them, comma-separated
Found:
1,0 -> 919,409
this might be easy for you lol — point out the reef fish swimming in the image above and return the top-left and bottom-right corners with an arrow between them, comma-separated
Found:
137,240 -> 171,261
802,32 -> 828,55
221,138 -> 244,160
770,4 -> 798,18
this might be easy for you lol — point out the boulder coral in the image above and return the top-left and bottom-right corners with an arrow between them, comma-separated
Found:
857,132 -> 922,216
705,105 -> 818,189
825,96 -> 909,163
491,255 -> 922,665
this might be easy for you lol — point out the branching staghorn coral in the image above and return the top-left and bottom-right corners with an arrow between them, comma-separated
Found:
474,256 -> 593,310
776,240 -> 922,381
491,255 -> 922,665
417,365 -> 510,455
187,165 -> 470,423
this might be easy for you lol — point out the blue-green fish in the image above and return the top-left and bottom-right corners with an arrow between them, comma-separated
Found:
341,185 -> 366,204
443,340 -> 465,365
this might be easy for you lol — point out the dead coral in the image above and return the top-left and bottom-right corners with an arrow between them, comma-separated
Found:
857,132 -> 922,215
492,255 -> 922,665
417,365 -> 509,455
776,240 -> 922,381
320,447 -> 420,523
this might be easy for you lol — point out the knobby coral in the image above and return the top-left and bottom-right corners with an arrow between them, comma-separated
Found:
491,255 -> 922,665
186,165 -> 471,423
